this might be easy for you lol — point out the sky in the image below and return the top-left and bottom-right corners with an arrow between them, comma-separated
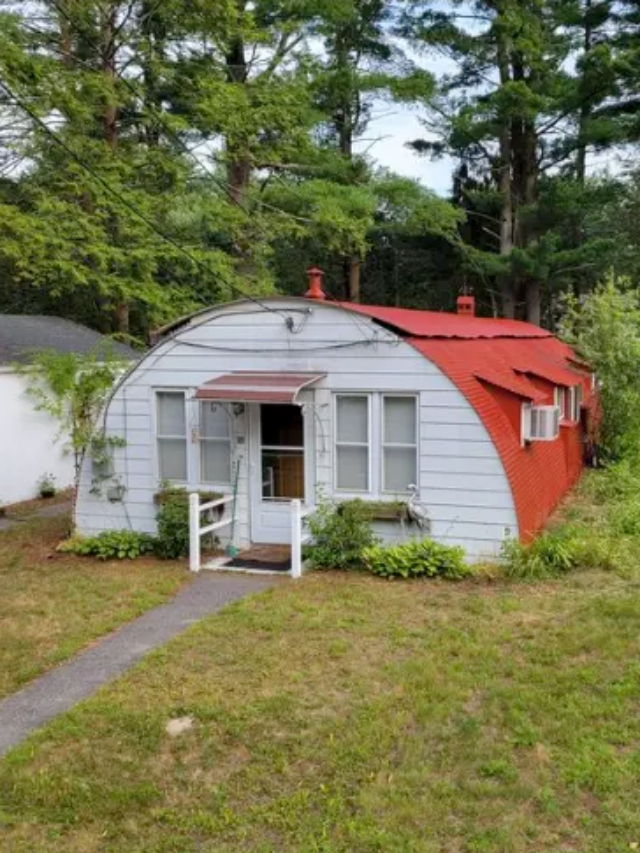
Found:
354,106 -> 456,197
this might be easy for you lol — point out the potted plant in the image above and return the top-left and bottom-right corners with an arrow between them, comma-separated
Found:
38,473 -> 57,499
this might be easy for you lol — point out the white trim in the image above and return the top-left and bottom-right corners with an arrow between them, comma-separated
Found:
198,400 -> 233,487
153,388 -> 190,485
334,393 -> 372,494
380,394 -> 419,495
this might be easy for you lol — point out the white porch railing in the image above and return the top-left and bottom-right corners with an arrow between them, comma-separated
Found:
291,499 -> 313,580
189,494 -> 313,578
189,493 -> 235,573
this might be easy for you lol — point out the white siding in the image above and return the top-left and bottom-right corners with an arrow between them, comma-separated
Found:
75,300 -> 518,560
0,370 -> 74,504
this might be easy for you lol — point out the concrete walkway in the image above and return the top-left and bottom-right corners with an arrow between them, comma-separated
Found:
0,572 -> 279,757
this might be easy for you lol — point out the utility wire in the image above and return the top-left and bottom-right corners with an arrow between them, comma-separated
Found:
0,77 -> 287,318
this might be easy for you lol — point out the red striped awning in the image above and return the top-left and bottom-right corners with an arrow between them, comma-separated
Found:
195,372 -> 325,404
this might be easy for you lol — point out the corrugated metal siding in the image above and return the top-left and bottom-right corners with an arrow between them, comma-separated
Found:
75,300 -> 517,560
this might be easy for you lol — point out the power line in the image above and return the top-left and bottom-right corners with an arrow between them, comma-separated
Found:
0,77 -> 287,318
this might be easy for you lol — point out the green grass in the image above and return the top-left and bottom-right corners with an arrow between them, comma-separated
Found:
2,567 -> 640,852
0,513 -> 187,698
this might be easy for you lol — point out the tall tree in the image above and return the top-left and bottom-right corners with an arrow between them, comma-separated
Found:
404,0 -> 623,324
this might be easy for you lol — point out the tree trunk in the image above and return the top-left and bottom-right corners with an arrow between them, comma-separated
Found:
102,3 -> 128,334
140,0 -> 167,147
496,17 -> 515,319
525,278 -> 541,326
576,0 -> 593,184
225,35 -> 251,207
348,255 -> 362,302
102,4 -> 118,152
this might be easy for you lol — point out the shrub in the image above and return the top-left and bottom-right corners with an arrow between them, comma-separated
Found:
501,523 -> 636,579
560,276 -> 640,462
306,498 -> 378,570
362,538 -> 470,580
501,530 -> 580,579
58,530 -> 156,560
155,495 -> 190,559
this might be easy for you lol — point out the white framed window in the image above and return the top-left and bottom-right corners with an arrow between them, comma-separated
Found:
335,395 -> 370,492
568,385 -> 582,422
554,387 -> 567,420
200,402 -> 232,485
382,395 -> 417,493
523,404 -> 561,442
156,391 -> 188,482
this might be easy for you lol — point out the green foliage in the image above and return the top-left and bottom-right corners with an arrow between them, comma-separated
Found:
154,495 -> 191,560
37,473 -> 56,499
501,461 -> 640,580
58,531 -> 156,561
18,348 -> 127,487
561,276 -> 640,461
501,530 -> 580,580
306,498 -> 378,571
362,538 -> 470,580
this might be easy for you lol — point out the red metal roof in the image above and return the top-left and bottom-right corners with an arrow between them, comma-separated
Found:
340,302 -> 552,340
339,302 -> 591,541
410,336 -> 590,540
195,372 -> 325,404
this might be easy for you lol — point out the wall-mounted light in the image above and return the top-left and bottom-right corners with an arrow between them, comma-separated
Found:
232,403 -> 245,417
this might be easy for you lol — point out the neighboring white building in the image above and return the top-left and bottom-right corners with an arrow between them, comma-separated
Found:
0,315 -> 136,505
74,272 -> 591,562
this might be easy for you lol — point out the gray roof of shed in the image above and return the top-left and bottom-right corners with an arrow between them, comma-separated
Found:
0,315 -> 139,365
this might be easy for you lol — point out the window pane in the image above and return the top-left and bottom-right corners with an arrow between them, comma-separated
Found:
384,397 -> 416,444
157,392 -> 186,436
383,447 -> 417,493
261,404 -> 304,448
201,403 -> 230,439
262,450 -> 304,499
337,397 -> 368,443
201,440 -> 231,484
336,446 -> 369,491
158,438 -> 187,481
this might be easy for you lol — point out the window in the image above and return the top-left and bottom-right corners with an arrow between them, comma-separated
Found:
335,395 -> 370,492
568,385 -> 582,422
554,386 -> 567,420
261,404 -> 305,500
200,403 -> 231,484
382,396 -> 417,493
523,404 -> 561,442
156,391 -> 187,481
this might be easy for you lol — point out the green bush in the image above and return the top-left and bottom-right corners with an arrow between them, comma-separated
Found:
58,530 -> 156,560
501,530 -> 580,579
155,495 -> 190,559
501,523 -> 636,579
362,538 -> 470,580
306,499 -> 378,570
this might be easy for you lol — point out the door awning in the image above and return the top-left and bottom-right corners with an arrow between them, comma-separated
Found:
195,372 -> 326,404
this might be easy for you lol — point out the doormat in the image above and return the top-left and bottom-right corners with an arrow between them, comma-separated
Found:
224,558 -> 291,573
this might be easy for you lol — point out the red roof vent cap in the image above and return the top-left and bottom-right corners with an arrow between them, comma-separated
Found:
306,266 -> 326,301
457,294 -> 475,316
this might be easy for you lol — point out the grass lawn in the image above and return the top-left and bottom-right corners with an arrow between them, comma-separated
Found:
0,512 -> 187,698
2,566 -> 640,852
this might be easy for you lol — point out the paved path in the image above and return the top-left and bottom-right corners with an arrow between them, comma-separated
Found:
0,572 -> 279,757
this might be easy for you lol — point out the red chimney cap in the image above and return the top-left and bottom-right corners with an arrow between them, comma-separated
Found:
457,294 -> 475,316
305,266 -> 326,300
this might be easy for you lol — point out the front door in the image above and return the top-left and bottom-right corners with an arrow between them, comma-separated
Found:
250,403 -> 308,544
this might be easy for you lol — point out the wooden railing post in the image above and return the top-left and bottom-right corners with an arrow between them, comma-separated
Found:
189,492 -> 201,573
291,499 -> 302,579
